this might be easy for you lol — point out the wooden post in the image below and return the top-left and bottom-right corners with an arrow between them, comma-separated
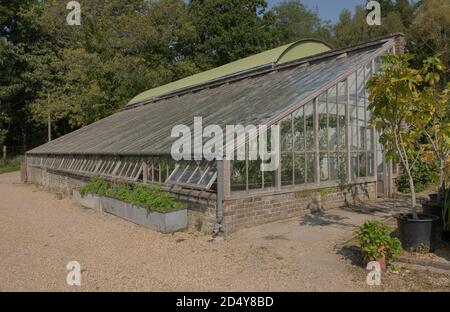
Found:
2,145 -> 6,160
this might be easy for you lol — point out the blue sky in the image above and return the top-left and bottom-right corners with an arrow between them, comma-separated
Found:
267,0 -> 366,23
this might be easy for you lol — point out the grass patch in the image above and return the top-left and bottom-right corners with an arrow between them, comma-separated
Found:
0,156 -> 22,174
80,176 -> 185,213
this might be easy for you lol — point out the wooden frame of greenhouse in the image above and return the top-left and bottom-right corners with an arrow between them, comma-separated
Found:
24,34 -> 404,234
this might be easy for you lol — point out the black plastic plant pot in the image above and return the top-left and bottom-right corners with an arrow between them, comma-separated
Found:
422,201 -> 444,227
396,213 -> 439,252
428,193 -> 438,202
442,230 -> 450,243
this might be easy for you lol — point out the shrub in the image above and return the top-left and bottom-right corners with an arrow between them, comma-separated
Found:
0,156 -> 23,174
79,176 -> 108,197
397,159 -> 439,193
355,220 -> 403,262
80,177 -> 185,212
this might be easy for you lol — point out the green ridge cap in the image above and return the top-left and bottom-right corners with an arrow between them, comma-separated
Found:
128,40 -> 331,106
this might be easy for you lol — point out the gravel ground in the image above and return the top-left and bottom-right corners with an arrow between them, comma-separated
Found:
0,172 -> 448,292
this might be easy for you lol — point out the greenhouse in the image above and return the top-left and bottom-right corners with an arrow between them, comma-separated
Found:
25,34 -> 404,234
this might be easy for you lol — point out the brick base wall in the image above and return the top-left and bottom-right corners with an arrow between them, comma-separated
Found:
26,164 -> 376,235
221,182 -> 377,234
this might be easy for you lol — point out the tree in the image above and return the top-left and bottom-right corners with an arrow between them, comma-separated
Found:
187,0 -> 278,68
0,0 -> 52,152
271,0 -> 331,44
416,56 -> 450,202
408,0 -> 450,71
367,54 -> 422,216
333,4 -> 406,48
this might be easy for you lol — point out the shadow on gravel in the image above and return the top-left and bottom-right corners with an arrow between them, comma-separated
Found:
299,212 -> 353,229
337,245 -> 364,267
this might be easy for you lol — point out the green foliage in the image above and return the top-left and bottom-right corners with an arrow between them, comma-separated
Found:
417,243 -> 430,254
367,53 -> 423,212
79,176 -> 108,197
80,177 -> 185,212
0,156 -> 22,174
271,0 -> 331,44
187,0 -> 278,68
355,220 -> 403,262
397,159 -> 439,193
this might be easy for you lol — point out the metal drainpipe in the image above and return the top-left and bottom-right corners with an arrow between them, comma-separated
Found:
214,160 -> 224,235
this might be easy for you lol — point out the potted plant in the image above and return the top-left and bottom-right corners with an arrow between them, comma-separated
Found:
416,57 -> 450,225
355,220 -> 403,270
367,54 -> 439,251
443,189 -> 450,242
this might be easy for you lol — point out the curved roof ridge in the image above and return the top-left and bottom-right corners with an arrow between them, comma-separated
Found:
127,39 -> 332,106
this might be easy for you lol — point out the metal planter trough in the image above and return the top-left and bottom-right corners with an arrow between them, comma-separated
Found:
101,196 -> 187,233
72,189 -> 103,212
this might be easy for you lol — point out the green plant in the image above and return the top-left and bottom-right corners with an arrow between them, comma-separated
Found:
397,159 -> 439,193
80,177 -> 185,212
417,243 -> 430,254
79,176 -> 108,197
0,156 -> 23,174
367,54 -> 424,217
355,220 -> 403,262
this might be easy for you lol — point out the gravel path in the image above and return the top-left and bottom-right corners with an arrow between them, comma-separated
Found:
0,172 -> 448,291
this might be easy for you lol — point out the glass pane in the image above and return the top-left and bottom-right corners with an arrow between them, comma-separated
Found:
320,153 -> 329,182
294,154 -> 305,184
160,158 -> 169,182
349,72 -> 358,150
179,165 -> 194,183
365,62 -> 373,120
169,162 -> 185,182
153,162 -> 161,182
337,153 -> 348,182
328,86 -> 337,150
357,67 -> 366,103
329,153 -> 338,180
305,101 -> 314,150
318,92 -> 328,150
306,152 -> 315,183
199,162 -> 216,186
293,107 -> 304,151
281,153 -> 293,186
337,81 -> 346,150
358,152 -> 367,177
374,56 -> 381,72
189,163 -> 206,184
351,152 -> 358,179
231,160 -> 246,191
263,168 -> 276,188
281,115 -> 292,152
248,159 -> 262,190
368,152 -> 375,177
358,107 -> 366,149
366,127 -> 373,151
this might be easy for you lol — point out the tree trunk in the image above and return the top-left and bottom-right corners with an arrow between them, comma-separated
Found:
21,126 -> 27,154
48,112 -> 52,142
406,166 -> 418,219
437,158 -> 445,203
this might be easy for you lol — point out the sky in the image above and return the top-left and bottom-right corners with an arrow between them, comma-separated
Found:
267,0 -> 366,23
